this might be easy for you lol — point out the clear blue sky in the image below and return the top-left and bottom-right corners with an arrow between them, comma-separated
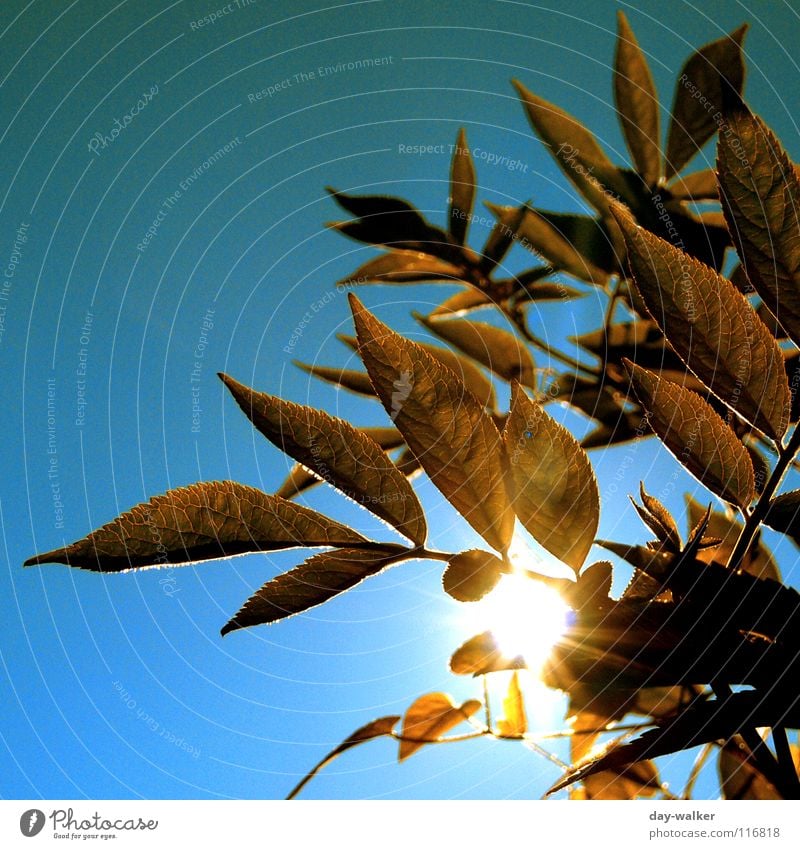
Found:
2,0 -> 800,800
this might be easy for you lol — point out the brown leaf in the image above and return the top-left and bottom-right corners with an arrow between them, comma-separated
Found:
763,490 -> 800,549
25,482 -> 368,572
350,295 -> 515,552
665,25 -> 747,178
719,739 -> 782,799
625,363 -> 755,508
449,128 -> 477,244
399,693 -> 482,761
481,203 -> 526,272
336,249 -> 465,288
220,374 -> 427,545
430,288 -> 493,318
294,361 -> 376,397
450,630 -> 526,675
568,561 -> 612,610
221,546 -> 411,633
497,671 -> 527,737
416,312 -> 536,387
717,104 -> 800,347
633,483 -> 682,551
614,11 -> 661,185
666,168 -> 719,201
612,204 -> 790,441
442,549 -> 504,602
503,383 -> 599,573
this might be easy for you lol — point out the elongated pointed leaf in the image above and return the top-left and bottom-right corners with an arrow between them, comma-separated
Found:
442,549 -> 504,602
481,203 -> 526,272
25,482 -> 367,572
503,383 -> 599,573
625,363 -> 755,507
612,204 -> 790,440
220,374 -> 427,545
497,671 -> 527,737
614,11 -> 660,184
336,250 -> 465,288
398,693 -> 481,761
667,168 -> 719,200
221,546 -> 411,633
294,362 -> 376,397
449,128 -> 477,244
350,295 -> 514,553
665,25 -> 747,178
450,630 -> 526,675
416,313 -> 536,387
430,288 -> 493,318
717,105 -> 800,347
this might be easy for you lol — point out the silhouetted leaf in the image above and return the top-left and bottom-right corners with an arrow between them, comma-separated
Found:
221,546 -> 411,633
625,363 -> 755,508
287,715 -> 401,799
717,104 -> 800,347
614,11 -> 661,185
503,383 -> 599,573
430,288 -> 493,317
220,374 -> 427,545
25,482 -> 368,572
764,490 -> 800,548
613,205 -> 790,441
416,313 -> 536,387
497,671 -> 527,737
514,278 -> 583,301
449,128 -> 477,244
450,631 -> 526,675
442,549 -> 505,602
666,168 -> 719,201
572,320 -> 686,373
294,361 -> 376,397
633,483 -> 682,551
336,250 -> 465,288
481,203 -> 526,272
399,693 -> 482,761
350,295 -> 515,553
719,739 -> 782,800
568,561 -> 613,610
665,25 -> 747,178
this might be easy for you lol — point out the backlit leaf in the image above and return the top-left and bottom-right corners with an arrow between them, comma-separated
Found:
503,383 -> 599,573
221,546 -> 411,633
430,288 -> 493,318
336,249 -> 465,288
399,693 -> 482,761
351,295 -> 514,552
25,482 -> 368,572
665,25 -> 747,178
717,104 -> 800,347
294,361 -> 376,397
220,374 -> 427,545
633,483 -> 682,551
667,168 -> 719,201
481,203 -> 526,272
568,561 -> 612,610
625,363 -> 755,508
417,313 -> 536,387
719,739 -> 782,800
449,128 -> 477,244
497,671 -> 527,737
612,204 -> 790,441
614,11 -> 661,185
450,630 -> 526,676
442,549 -> 504,602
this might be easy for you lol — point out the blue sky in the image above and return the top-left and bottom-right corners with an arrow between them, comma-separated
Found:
2,0 -> 800,800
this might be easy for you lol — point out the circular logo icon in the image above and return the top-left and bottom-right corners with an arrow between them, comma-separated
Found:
19,810 -> 46,837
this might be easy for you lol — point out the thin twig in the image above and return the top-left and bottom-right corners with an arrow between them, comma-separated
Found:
682,743 -> 715,799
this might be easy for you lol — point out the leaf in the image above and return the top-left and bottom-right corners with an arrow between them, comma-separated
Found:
502,383 -> 599,573
612,204 -> 790,441
286,715 -> 401,799
572,319 -> 686,373
568,561 -> 612,610
666,168 -> 719,200
481,203 -> 526,272
416,313 -> 536,387
350,295 -> 515,553
664,24 -> 748,178
633,483 -> 682,551
449,128 -> 477,244
294,362 -> 376,397
717,104 -> 800,347
614,11 -> 661,185
398,693 -> 482,761
497,671 -> 527,737
220,374 -> 427,545
625,362 -> 755,508
763,491 -> 800,549
24,482 -> 368,572
430,288 -> 493,318
450,630 -> 526,675
221,546 -> 411,633
442,549 -> 504,602
719,739 -> 782,800
335,250 -> 465,288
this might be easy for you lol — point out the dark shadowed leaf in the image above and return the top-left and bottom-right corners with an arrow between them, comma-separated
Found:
572,319 -> 686,373
416,312 -> 536,387
567,561 -> 613,611
25,482 -> 368,572
625,363 -> 755,508
764,490 -> 800,548
480,203 -> 526,272
450,630 -> 526,675
719,739 -> 782,800
503,383 -> 599,573
294,361 -> 376,397
666,168 -> 719,201
399,693 -> 482,761
632,484 -> 682,551
613,205 -> 790,441
614,11 -> 661,185
717,104 -> 800,347
221,546 -> 411,633
350,295 -> 515,553
497,671 -> 527,737
449,128 -> 477,244
442,549 -> 505,602
220,374 -> 428,545
665,25 -> 747,178
335,249 -> 465,288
